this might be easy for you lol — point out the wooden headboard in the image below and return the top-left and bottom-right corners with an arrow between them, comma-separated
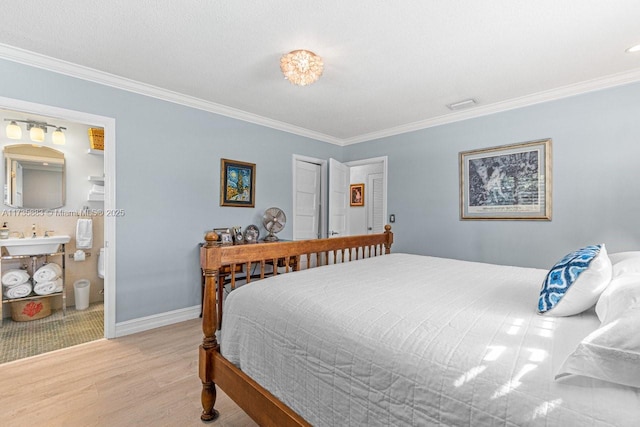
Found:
198,225 -> 393,424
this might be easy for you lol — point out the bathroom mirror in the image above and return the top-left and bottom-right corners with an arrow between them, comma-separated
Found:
3,144 -> 65,209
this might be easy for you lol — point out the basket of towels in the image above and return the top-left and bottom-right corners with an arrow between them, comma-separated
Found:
2,264 -> 63,321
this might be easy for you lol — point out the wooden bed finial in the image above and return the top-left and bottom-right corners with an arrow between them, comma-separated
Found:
204,231 -> 219,247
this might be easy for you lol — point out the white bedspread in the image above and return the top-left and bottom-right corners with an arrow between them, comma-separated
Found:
220,253 -> 640,426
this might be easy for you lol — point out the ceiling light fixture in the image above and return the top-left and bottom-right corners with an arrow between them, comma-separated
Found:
447,99 -> 477,111
4,119 -> 67,145
626,44 -> 640,53
280,49 -> 324,86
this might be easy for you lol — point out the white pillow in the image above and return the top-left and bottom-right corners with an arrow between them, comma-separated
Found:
556,307 -> 640,388
608,251 -> 640,277
595,274 -> 640,323
538,244 -> 612,316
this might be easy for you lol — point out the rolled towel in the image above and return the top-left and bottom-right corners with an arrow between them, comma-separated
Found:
2,269 -> 30,287
4,282 -> 32,299
33,263 -> 63,283
34,278 -> 63,296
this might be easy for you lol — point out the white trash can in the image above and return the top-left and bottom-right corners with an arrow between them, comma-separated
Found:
73,279 -> 90,310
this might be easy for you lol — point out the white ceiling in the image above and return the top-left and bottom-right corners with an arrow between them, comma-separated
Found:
1,1 -> 639,145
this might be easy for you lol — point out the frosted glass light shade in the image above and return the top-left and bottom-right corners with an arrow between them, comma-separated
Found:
6,121 -> 22,139
280,50 -> 323,86
29,126 -> 45,143
52,128 -> 65,145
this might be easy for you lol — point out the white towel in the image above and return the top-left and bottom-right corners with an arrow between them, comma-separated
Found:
87,191 -> 105,201
34,278 -> 63,296
91,184 -> 105,194
1,269 -> 30,286
33,263 -> 63,283
76,218 -> 93,249
4,282 -> 32,299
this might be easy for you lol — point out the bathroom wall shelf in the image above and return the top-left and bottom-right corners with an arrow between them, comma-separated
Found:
87,149 -> 104,156
0,245 -> 66,326
88,175 -> 105,183
87,194 -> 105,202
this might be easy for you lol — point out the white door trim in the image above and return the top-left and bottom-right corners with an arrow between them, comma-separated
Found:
0,96 -> 117,339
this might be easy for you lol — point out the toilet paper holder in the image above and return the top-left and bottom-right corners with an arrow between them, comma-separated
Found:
68,251 -> 91,259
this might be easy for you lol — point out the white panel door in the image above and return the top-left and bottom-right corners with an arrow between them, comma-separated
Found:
293,160 -> 321,240
329,158 -> 349,238
367,173 -> 384,234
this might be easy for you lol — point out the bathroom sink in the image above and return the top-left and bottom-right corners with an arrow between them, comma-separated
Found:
1,235 -> 71,256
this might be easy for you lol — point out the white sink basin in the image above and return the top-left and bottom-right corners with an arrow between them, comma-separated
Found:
1,235 -> 71,255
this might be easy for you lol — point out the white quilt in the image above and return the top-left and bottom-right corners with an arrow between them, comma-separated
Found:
220,253 -> 640,426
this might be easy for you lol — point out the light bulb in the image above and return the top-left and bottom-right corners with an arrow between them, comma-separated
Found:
6,121 -> 22,139
52,127 -> 65,145
29,125 -> 45,143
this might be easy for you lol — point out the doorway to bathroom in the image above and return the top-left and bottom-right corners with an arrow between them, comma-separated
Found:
0,96 -> 116,363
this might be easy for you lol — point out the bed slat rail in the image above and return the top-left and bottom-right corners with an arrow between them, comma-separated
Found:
199,225 -> 393,423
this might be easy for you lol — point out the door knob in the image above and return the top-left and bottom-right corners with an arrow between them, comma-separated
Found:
330,231 -> 339,235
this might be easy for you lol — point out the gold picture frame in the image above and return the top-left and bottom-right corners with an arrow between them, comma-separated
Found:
459,139 -> 552,220
350,183 -> 364,207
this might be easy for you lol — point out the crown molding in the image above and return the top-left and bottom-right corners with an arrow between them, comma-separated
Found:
2,43 -> 640,147
342,67 -> 640,145
0,44 -> 343,145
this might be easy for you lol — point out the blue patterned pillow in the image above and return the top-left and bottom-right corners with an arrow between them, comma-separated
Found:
538,244 -> 612,316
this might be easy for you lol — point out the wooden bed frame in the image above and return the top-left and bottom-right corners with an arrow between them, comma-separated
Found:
199,225 -> 393,425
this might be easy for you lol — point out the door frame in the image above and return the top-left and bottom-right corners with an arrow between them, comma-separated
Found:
346,156 -> 388,234
292,155 -> 327,240
292,155 -> 387,240
0,95 -> 117,339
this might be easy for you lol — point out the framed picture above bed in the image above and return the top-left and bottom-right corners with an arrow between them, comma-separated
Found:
459,138 -> 552,220
220,158 -> 255,207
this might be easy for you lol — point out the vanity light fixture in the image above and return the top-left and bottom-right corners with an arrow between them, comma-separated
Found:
4,119 -> 67,145
280,49 -> 324,86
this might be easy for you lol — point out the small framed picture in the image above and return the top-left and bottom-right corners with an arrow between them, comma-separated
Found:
220,158 -> 256,208
213,228 -> 231,241
232,226 -> 244,244
350,183 -> 364,206
219,232 -> 233,245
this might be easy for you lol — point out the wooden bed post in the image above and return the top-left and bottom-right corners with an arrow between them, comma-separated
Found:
384,224 -> 393,254
199,231 -> 220,422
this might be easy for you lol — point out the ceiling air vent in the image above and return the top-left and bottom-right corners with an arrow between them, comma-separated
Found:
447,99 -> 477,111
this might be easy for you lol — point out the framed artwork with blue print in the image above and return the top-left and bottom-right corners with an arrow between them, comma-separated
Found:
220,158 -> 256,208
459,139 -> 552,220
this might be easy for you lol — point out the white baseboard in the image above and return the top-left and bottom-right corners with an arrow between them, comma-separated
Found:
114,305 -> 201,337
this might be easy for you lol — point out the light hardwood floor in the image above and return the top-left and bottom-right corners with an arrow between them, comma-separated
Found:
0,318 -> 257,427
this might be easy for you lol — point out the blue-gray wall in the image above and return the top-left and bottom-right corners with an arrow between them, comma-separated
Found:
345,82 -> 640,269
2,57 -> 639,323
0,59 -> 342,322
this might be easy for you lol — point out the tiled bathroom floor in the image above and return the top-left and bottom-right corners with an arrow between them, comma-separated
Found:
0,302 -> 103,364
